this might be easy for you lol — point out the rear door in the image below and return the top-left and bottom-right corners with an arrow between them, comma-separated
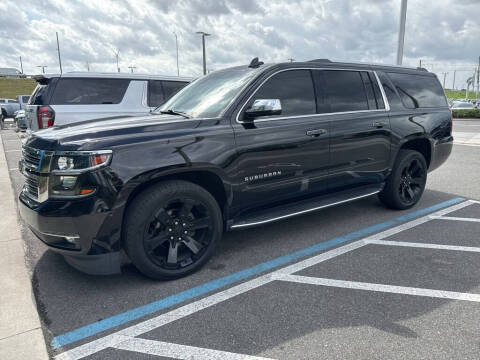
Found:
231,69 -> 330,214
325,69 -> 391,191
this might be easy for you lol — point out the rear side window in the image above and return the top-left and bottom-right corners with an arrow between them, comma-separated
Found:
148,80 -> 165,107
323,71 -> 369,112
21,96 -> 30,103
387,73 -> 448,108
163,81 -> 187,99
148,81 -> 188,107
249,69 -> 316,117
51,78 -> 130,105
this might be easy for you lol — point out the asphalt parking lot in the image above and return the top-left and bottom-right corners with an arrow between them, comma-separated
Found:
1,119 -> 480,360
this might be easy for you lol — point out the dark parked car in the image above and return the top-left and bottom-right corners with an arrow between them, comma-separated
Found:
18,59 -> 453,279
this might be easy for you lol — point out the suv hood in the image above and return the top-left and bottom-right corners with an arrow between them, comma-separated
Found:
24,114 -> 200,151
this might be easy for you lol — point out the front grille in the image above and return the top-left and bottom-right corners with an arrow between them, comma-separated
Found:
24,171 -> 39,200
22,146 -> 41,171
21,146 -> 52,203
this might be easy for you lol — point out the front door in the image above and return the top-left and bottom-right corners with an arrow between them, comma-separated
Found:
230,69 -> 330,215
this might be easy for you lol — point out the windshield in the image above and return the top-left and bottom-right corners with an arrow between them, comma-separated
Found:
157,67 -> 261,118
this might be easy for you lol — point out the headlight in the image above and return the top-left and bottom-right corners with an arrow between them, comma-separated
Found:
52,151 -> 112,173
49,151 -> 112,198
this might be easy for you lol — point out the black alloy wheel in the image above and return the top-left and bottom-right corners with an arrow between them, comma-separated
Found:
398,157 -> 426,205
143,198 -> 214,270
124,180 -> 222,280
379,149 -> 427,210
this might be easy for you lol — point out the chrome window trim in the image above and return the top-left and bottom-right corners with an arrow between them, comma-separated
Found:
373,70 -> 390,111
235,67 -> 391,124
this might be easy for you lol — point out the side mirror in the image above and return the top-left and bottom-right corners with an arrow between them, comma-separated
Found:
244,99 -> 282,121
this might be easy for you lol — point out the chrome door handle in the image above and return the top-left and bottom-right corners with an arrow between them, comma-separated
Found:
306,129 -> 327,137
373,121 -> 387,128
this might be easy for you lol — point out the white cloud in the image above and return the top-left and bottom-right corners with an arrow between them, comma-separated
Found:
0,0 -> 479,89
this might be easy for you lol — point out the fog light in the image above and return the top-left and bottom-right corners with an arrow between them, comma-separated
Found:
60,176 -> 77,189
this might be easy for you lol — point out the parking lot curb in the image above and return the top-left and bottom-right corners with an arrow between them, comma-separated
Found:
0,132 -> 49,360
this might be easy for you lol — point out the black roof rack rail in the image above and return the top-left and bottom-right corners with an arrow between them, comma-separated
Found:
308,59 -> 332,63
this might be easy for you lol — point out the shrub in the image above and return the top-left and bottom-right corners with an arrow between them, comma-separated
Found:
452,108 -> 480,118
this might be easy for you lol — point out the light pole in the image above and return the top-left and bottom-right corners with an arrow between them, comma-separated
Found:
36,65 -> 47,74
173,32 -> 179,76
476,56 -> 480,100
396,0 -> 408,65
56,32 -> 63,74
114,49 -> 120,72
19,56 -> 23,74
128,66 -> 136,73
196,31 -> 211,75
441,72 -> 448,89
288,58 -> 295,62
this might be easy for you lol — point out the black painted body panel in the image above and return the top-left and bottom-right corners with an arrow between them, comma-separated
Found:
19,61 -> 453,265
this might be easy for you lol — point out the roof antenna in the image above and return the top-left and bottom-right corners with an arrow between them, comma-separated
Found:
248,57 -> 264,68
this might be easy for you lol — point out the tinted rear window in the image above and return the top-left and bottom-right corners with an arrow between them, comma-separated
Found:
51,78 -> 130,105
21,96 -> 30,103
163,81 -> 187,99
323,70 -> 369,112
148,80 -> 188,107
148,80 -> 165,107
387,73 -> 447,108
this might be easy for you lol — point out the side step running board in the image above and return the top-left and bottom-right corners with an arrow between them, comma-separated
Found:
229,184 -> 383,230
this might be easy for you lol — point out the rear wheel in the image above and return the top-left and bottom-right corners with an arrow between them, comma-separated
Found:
124,180 -> 222,280
379,149 -> 427,210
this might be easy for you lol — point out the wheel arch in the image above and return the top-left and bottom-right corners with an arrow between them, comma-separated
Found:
120,166 -> 231,231
398,136 -> 432,168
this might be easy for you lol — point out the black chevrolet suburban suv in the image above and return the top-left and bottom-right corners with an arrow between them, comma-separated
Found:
19,59 -> 453,279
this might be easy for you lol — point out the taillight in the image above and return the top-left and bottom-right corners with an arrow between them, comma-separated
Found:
37,106 -> 55,129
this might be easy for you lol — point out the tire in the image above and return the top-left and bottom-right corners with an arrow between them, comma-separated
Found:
379,149 -> 427,210
124,180 -> 223,280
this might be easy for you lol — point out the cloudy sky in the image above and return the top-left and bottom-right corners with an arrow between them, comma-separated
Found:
1,0 -> 479,89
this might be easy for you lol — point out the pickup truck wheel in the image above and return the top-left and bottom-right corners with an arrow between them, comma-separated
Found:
124,180 -> 222,280
379,149 -> 427,210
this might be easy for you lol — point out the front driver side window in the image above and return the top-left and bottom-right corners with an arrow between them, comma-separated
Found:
246,69 -> 316,119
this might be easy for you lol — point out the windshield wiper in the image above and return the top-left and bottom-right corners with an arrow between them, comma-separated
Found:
158,109 -> 190,119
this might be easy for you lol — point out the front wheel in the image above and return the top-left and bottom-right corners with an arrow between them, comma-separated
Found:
124,180 -> 222,280
379,149 -> 427,210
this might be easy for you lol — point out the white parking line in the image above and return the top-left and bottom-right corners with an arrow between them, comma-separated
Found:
5,149 -> 21,153
274,274 -> 480,302
8,168 -> 18,171
113,336 -> 274,360
365,239 -> 480,253
366,200 -> 474,241
430,215 -> 480,223
54,200 -> 476,360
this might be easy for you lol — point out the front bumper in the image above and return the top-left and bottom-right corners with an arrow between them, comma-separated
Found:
19,192 -> 121,275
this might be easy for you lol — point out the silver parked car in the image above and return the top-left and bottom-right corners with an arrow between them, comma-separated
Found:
26,72 -> 194,131
451,101 -> 475,109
